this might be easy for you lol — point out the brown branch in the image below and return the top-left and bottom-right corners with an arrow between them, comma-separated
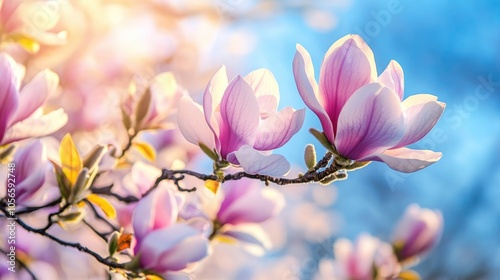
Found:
149,152 -> 346,192
0,206 -> 125,270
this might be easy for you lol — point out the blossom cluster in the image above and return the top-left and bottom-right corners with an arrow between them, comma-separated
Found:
0,1 -> 446,279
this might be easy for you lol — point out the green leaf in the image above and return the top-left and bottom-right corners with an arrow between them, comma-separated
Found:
108,231 -> 119,256
199,142 -> 219,161
71,168 -> 90,203
309,128 -> 336,152
304,144 -> 317,170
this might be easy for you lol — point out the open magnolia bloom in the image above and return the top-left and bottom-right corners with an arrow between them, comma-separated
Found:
178,66 -> 305,176
132,187 -> 210,278
293,34 -> 446,173
0,53 -> 67,145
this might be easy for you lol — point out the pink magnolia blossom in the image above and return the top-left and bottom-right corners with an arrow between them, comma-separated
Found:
132,187 -> 209,276
8,140 -> 48,205
0,0 -> 66,52
0,53 -> 67,145
328,234 -> 400,280
216,179 -> 284,226
392,204 -> 443,262
293,34 -> 445,172
178,66 -> 305,176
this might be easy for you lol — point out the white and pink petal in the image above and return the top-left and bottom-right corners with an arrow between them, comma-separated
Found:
368,147 -> 442,173
335,83 -> 404,160
394,94 -> 445,148
293,44 -> 334,143
253,107 -> 305,151
319,34 -> 377,133
177,96 -> 217,152
1,108 -> 67,145
219,77 -> 260,157
378,60 -> 404,100
11,69 -> 58,125
244,68 -> 280,117
231,145 -> 290,176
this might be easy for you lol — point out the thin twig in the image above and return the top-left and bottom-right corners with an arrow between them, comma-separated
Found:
0,206 -> 125,270
91,186 -> 139,204
14,198 -> 62,215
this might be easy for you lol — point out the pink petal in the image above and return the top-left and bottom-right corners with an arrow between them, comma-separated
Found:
10,69 -> 58,125
1,108 -> 67,145
369,147 -> 442,173
319,34 -> 377,134
392,204 -> 443,260
219,76 -> 260,158
293,44 -> 334,143
378,60 -> 404,100
244,68 -> 280,117
221,224 -> 271,252
231,145 -> 290,176
203,66 -> 228,148
335,83 -> 404,160
253,107 -> 305,151
138,224 -> 208,272
217,184 -> 284,225
394,94 -> 446,148
14,141 -> 47,203
177,96 -> 217,151
132,188 -> 179,243
155,233 -> 209,271
0,54 -> 20,141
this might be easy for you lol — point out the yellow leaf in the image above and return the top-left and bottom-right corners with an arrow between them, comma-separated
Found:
59,134 -> 82,186
87,194 -> 116,219
133,141 -> 156,161
8,34 -> 40,53
146,275 -> 164,280
213,235 -> 237,244
76,201 -> 86,208
398,270 -> 421,280
205,180 -> 220,194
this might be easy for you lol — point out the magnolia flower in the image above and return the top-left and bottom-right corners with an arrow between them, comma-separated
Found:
0,0 -> 66,53
326,234 -> 400,280
132,187 -> 209,276
0,53 -> 67,145
178,66 -> 305,176
293,34 -> 445,172
216,179 -> 284,226
8,140 -> 48,205
392,204 -> 443,262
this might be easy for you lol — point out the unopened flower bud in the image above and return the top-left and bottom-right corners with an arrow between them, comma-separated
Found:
304,144 -> 317,170
392,204 -> 443,262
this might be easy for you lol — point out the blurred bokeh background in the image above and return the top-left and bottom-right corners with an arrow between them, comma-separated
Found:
195,0 -> 500,279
